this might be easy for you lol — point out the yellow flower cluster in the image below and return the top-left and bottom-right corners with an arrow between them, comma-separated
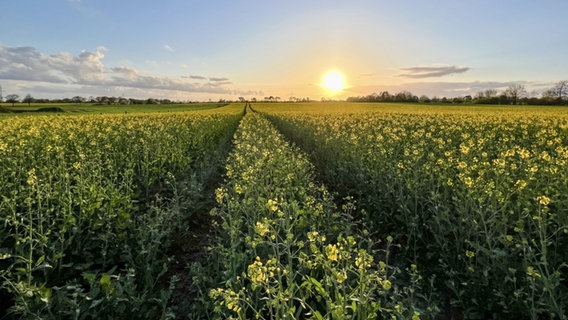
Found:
254,219 -> 270,237
210,288 -> 243,314
536,195 -> 551,206
246,256 -> 284,288
325,244 -> 339,262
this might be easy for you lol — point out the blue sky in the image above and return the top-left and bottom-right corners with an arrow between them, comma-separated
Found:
1,0 -> 567,101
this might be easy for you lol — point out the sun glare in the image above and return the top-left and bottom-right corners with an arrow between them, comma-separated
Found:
322,70 -> 345,93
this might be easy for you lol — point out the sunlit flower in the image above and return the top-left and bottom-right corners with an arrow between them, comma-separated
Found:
267,199 -> 278,212
527,266 -> 541,279
325,244 -> 339,262
536,195 -> 551,206
255,220 -> 270,237
335,270 -> 348,283
26,168 -> 37,186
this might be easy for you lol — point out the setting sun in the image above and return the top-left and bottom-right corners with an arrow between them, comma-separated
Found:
322,70 -> 345,93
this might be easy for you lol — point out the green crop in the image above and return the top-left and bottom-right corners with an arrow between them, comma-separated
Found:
259,102 -> 568,319
0,106 -> 243,319
3,101 -> 566,319
198,110 -> 436,319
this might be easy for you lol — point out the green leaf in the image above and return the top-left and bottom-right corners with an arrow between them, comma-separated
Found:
35,255 -> 45,267
82,272 -> 96,283
312,310 -> 323,320
90,298 -> 104,309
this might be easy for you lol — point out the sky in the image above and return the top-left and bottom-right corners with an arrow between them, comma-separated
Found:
1,0 -> 567,101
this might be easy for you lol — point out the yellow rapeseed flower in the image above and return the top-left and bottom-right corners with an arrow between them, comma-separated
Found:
515,180 -> 527,190
215,188 -> 225,204
335,270 -> 348,283
26,168 -> 37,186
325,244 -> 339,262
267,199 -> 278,212
255,221 -> 270,237
536,195 -> 551,206
527,266 -> 541,279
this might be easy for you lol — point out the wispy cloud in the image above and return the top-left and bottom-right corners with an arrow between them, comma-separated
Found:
0,45 -> 237,94
209,77 -> 230,82
187,75 -> 207,80
398,65 -> 470,78
163,44 -> 174,52
183,75 -> 232,85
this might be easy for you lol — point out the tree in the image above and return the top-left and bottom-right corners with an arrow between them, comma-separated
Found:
419,95 -> 431,103
503,84 -> 526,105
6,94 -> 19,107
394,90 -> 417,102
542,89 -> 557,104
23,94 -> 35,107
72,96 -> 86,104
484,89 -> 498,98
551,80 -> 568,101
474,89 -> 499,104
379,91 -> 392,102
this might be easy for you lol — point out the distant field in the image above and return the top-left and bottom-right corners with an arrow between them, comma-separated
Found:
3,101 -> 567,116
0,102 -> 226,115
253,101 -> 568,115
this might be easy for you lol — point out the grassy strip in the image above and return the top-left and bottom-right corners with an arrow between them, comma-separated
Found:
0,102 -> 227,115
260,105 -> 568,319
0,108 -> 243,319
194,111 -> 436,319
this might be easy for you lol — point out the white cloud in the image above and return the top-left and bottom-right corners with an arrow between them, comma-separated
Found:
164,45 -> 174,53
0,45 -> 240,95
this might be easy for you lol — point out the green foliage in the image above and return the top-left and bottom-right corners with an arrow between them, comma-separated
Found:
5,100 -> 566,319
0,107 -> 243,319
197,111 -> 436,319
260,104 -> 568,319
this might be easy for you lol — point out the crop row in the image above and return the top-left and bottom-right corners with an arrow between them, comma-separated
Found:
260,104 -> 568,319
195,110 -> 436,319
0,107 -> 243,319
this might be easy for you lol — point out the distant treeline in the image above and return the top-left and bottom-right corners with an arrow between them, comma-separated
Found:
347,81 -> 568,105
